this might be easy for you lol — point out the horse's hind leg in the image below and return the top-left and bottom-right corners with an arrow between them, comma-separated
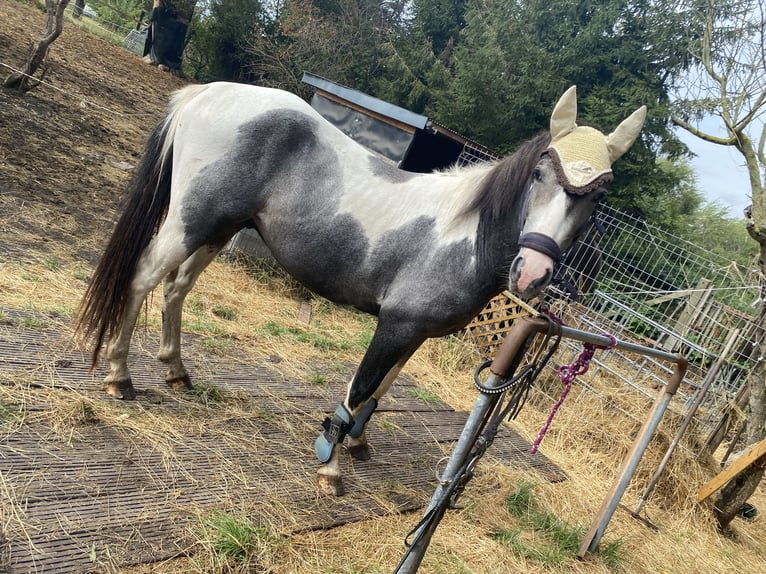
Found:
158,246 -> 221,390
103,229 -> 194,399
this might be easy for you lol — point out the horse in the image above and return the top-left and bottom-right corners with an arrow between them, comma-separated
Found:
76,82 -> 646,495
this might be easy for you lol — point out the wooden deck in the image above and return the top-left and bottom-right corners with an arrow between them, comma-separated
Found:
0,309 -> 565,573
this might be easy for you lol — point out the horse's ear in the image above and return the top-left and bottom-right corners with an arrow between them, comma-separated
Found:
550,86 -> 578,141
607,106 -> 647,162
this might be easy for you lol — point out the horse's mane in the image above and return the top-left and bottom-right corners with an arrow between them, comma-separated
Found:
464,133 -> 552,290
466,133 -> 551,220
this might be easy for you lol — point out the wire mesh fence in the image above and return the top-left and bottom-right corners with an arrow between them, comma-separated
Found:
493,203 -> 760,447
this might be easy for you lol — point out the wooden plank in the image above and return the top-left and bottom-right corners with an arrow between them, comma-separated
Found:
697,437 -> 766,502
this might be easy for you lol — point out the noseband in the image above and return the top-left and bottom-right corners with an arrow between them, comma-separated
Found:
518,232 -> 562,263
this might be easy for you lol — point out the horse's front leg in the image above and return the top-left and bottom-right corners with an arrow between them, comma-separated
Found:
315,322 -> 423,495
346,364 -> 404,461
157,247 -> 219,390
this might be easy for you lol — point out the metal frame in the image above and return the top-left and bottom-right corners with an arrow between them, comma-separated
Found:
395,317 -> 687,572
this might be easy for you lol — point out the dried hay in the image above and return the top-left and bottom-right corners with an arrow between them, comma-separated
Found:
2,251 -> 766,573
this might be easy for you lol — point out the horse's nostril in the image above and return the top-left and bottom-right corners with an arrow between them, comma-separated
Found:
510,256 -> 525,277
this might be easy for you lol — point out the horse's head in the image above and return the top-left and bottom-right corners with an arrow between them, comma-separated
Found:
509,86 -> 646,299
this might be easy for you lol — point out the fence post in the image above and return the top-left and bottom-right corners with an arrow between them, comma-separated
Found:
577,358 -> 686,557
632,329 -> 739,516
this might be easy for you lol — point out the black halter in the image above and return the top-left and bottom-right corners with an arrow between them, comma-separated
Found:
517,232 -> 562,262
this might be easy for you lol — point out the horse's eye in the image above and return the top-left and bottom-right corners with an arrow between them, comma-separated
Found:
533,167 -> 542,181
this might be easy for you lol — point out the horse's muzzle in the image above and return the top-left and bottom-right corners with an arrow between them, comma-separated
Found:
509,252 -> 554,298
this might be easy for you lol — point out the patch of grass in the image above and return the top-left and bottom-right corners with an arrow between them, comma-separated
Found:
184,317 -> 229,338
195,512 -> 279,572
19,316 -> 43,329
211,304 -> 237,321
42,257 -> 62,272
72,269 -> 90,282
199,336 -> 235,356
330,362 -> 348,373
262,320 -> 288,337
260,320 -> 352,352
185,384 -> 226,406
307,373 -> 331,386
186,296 -> 206,315
0,403 -> 18,425
598,538 -> 625,570
493,480 -> 624,570
406,388 -> 441,405
354,325 -> 375,350
64,10 -> 124,46
505,479 -> 536,516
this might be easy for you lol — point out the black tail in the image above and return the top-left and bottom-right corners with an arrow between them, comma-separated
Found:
75,119 -> 174,368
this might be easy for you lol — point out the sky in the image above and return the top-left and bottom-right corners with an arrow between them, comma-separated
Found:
674,119 -> 754,219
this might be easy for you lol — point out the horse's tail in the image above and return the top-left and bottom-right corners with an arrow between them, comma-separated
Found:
75,84 -> 210,368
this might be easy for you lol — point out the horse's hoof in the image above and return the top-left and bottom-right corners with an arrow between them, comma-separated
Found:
348,443 -> 371,461
105,380 -> 136,400
165,374 -> 192,391
317,474 -> 345,496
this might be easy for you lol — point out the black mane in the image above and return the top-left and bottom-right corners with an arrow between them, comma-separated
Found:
468,133 -> 551,220
470,133 -> 551,291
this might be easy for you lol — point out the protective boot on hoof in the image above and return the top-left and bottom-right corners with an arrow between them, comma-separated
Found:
105,379 -> 136,400
317,473 -> 345,496
314,404 -> 353,463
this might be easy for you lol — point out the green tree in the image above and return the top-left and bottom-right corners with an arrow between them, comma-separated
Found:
245,0 -> 391,97
371,23 -> 450,113
427,0 -> 693,210
413,0 -> 467,56
187,0 -> 265,82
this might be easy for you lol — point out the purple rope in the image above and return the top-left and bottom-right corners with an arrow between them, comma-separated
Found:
530,333 -> 617,454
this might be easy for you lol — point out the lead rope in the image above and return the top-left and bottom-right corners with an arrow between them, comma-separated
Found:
530,327 -> 617,454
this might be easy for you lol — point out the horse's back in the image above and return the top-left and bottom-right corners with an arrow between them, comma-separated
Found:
163,82 -> 489,330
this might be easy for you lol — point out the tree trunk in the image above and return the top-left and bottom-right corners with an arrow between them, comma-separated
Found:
714,240 -> 766,530
3,0 -> 70,92
714,454 -> 766,529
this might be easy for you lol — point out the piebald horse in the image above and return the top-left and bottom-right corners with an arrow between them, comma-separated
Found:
76,83 -> 645,495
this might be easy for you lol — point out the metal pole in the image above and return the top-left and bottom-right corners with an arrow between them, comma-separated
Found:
633,328 -> 739,516
393,316 -> 688,570
394,318 -> 548,574
577,359 -> 686,557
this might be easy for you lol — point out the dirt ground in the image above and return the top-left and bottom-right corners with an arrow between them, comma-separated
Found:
0,0 -> 187,265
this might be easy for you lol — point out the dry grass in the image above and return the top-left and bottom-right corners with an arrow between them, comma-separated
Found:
1,249 -> 765,574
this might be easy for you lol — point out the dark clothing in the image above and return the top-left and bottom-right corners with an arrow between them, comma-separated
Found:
143,7 -> 188,70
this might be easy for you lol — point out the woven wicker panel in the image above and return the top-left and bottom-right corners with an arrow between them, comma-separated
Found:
463,294 -> 532,358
